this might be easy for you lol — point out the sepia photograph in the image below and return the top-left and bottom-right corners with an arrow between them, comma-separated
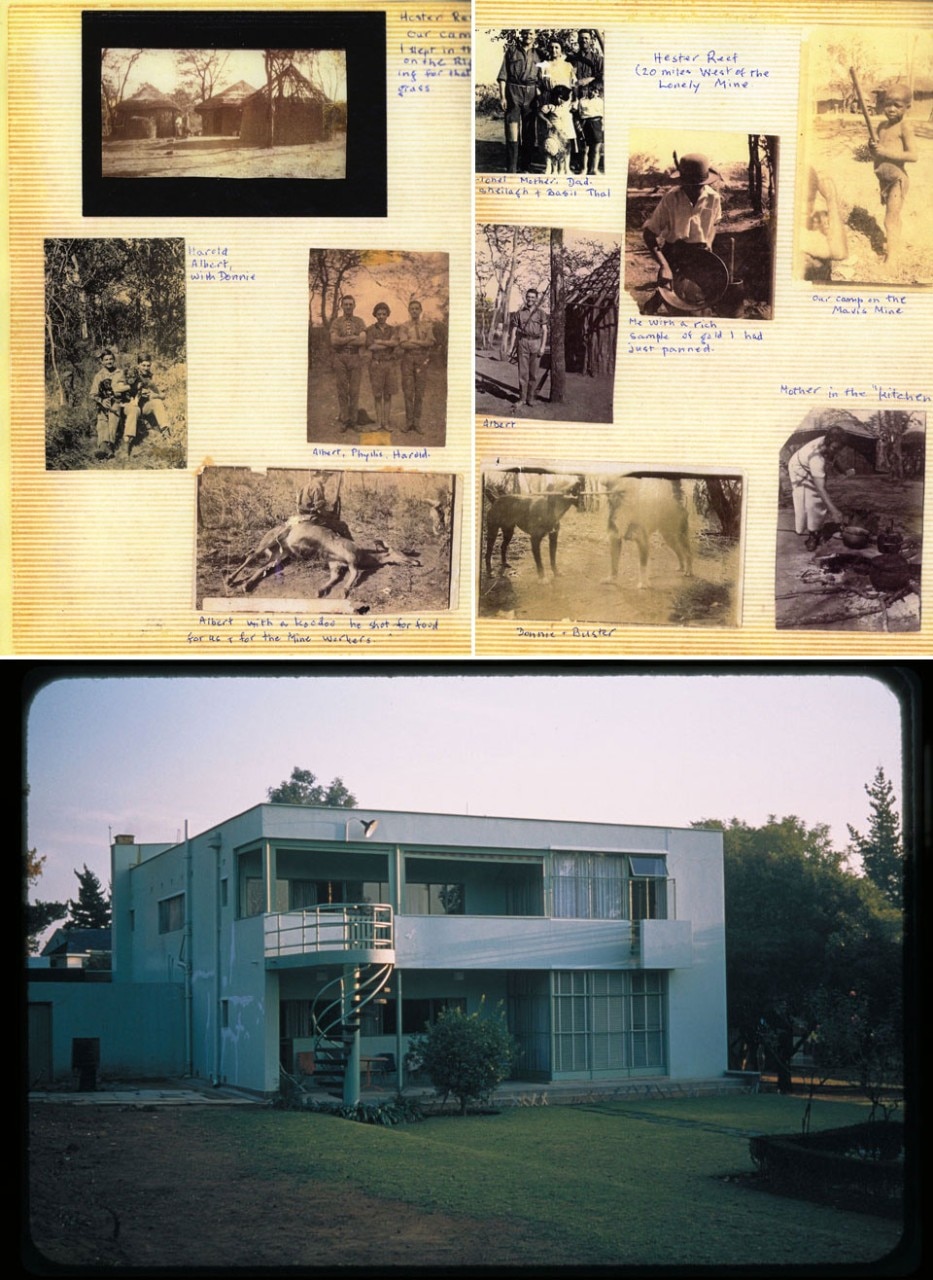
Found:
479,463 -> 744,625
44,238 -> 187,471
797,27 -> 933,286
197,467 -> 455,612
475,28 -> 605,175
775,409 -> 925,631
308,251 -> 449,447
100,48 -> 346,180
82,10 -> 386,218
475,226 -> 620,421
625,130 -> 777,320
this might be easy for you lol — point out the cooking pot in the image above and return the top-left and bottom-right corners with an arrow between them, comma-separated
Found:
840,525 -> 872,549
867,553 -> 912,592
877,530 -> 903,554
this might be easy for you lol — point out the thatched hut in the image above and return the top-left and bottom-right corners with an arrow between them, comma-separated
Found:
196,80 -> 258,136
112,84 -> 180,139
239,65 -> 329,147
564,248 -> 620,377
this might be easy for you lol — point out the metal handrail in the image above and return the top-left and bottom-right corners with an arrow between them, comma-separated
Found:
264,903 -> 394,957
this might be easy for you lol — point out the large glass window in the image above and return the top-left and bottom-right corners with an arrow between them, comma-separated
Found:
404,883 -> 464,914
551,854 -> 626,919
553,971 -> 666,1075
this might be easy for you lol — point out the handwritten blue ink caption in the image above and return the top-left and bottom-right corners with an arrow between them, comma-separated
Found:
397,8 -> 470,96
634,50 -> 770,92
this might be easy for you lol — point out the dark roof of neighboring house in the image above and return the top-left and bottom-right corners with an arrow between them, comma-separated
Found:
197,80 -> 258,110
116,83 -> 180,112
42,927 -> 112,957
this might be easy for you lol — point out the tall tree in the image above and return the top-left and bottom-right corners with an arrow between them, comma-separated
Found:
66,864 -> 112,930
25,848 -> 67,954
549,228 -> 566,404
267,767 -> 357,807
174,48 -> 231,105
694,814 -> 900,1092
847,766 -> 904,908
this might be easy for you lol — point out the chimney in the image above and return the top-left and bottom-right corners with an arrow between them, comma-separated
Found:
113,834 -> 136,844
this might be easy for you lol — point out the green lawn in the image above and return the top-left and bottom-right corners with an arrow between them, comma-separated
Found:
207,1094 -> 906,1267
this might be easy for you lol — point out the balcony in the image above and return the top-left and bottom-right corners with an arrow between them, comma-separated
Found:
264,904 -> 395,969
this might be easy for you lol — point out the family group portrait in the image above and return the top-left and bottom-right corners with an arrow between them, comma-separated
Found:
475,225 -> 621,422
99,47 -> 347,180
307,251 -> 449,447
479,464 -> 744,627
776,409 -> 925,632
197,467 -> 455,613
797,26 -> 933,286
44,238 -> 187,471
624,129 -> 777,320
475,28 -> 605,176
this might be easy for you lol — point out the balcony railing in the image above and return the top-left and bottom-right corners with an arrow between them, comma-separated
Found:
264,903 -> 394,959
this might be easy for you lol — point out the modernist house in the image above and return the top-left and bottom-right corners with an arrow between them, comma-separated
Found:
30,805 -> 728,1099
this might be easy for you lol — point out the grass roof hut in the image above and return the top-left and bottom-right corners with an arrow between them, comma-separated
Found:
564,247 -> 620,378
112,84 -> 180,139
197,80 -> 258,136
239,64 -> 329,147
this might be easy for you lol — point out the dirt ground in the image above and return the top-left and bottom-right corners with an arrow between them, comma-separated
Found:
475,110 -> 607,176
26,1102 -> 574,1270
802,116 -> 933,287
197,469 -> 454,613
774,474 -> 923,631
308,349 -> 448,448
479,503 -> 740,626
476,350 -> 614,422
102,136 -> 346,180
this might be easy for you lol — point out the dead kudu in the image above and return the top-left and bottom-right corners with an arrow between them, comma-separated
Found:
225,518 -> 421,597
484,478 -> 585,579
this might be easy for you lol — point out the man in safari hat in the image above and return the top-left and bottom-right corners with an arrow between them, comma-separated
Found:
642,152 -> 723,312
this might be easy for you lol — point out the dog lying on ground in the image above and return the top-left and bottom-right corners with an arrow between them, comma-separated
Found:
484,477 -> 585,579
225,516 -> 421,597
603,477 -> 693,588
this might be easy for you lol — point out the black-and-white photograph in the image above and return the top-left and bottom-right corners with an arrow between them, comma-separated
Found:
100,49 -> 346,180
475,226 -> 620,421
776,409 -> 925,631
797,27 -> 933,287
475,28 -> 605,175
479,463 -> 744,626
44,238 -> 187,471
197,468 -> 455,612
308,251 -> 448,446
625,129 -> 777,319
82,10 -> 386,218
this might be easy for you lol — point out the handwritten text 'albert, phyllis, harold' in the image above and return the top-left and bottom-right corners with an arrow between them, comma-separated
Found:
635,50 -> 770,93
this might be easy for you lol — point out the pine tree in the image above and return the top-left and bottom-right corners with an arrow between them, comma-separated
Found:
66,864 -> 112,929
848,766 -> 903,908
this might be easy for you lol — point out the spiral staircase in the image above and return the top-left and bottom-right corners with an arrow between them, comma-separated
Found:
310,962 -> 394,1099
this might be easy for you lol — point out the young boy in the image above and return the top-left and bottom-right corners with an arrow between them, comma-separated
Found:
642,153 -> 722,312
868,84 -> 917,267
575,82 -> 604,176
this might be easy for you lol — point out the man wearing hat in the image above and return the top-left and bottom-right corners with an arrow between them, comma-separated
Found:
124,352 -> 172,453
497,29 -> 541,173
365,302 -> 399,431
642,153 -> 723,312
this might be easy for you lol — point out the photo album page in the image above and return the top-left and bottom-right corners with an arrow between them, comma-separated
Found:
3,0 -> 930,656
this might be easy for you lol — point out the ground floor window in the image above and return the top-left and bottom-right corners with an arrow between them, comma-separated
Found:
552,970 -> 666,1077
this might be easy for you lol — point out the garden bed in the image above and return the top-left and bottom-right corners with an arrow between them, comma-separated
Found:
749,1121 -> 904,1218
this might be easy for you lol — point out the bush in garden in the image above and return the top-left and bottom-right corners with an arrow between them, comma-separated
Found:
409,998 -> 515,1115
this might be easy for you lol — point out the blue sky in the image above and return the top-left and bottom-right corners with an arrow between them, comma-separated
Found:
23,668 -> 906,923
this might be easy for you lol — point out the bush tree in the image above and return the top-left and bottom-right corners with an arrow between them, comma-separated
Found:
409,1000 -> 514,1115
